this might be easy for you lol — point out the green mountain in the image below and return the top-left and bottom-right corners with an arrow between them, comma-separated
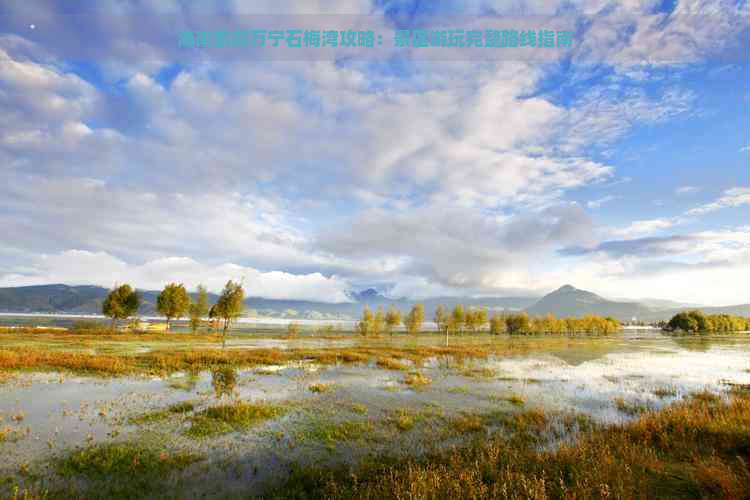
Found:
525,285 -> 652,320
0,283 -> 746,323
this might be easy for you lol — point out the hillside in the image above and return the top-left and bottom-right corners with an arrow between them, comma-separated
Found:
0,283 -> 746,323
0,284 -> 536,319
525,285 -> 652,320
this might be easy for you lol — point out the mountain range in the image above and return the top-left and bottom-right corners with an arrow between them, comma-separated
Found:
0,283 -> 748,322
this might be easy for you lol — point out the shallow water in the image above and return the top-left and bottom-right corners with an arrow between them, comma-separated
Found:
1,330 -> 749,494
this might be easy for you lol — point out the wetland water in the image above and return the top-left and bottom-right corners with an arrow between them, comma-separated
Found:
2,329 -> 749,496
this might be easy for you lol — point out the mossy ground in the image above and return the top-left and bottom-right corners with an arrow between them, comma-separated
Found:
185,401 -> 287,438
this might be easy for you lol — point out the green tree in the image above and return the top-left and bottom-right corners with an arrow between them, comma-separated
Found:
156,283 -> 190,331
405,304 -> 425,335
505,312 -> 530,335
451,305 -> 466,334
385,306 -> 402,336
102,284 -> 140,331
489,313 -> 506,335
188,285 -> 210,333
214,280 -> 245,345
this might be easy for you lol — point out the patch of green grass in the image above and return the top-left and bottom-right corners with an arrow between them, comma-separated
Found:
185,401 -> 286,438
55,442 -> 202,497
488,393 -> 526,406
393,411 -> 414,431
129,401 -> 195,425
308,383 -> 335,393
296,417 -> 375,447
167,374 -> 199,391
350,403 -> 368,415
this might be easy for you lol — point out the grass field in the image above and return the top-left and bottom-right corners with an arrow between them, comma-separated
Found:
1,327 -> 750,498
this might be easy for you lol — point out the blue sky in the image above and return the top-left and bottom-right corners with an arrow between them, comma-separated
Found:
0,0 -> 749,305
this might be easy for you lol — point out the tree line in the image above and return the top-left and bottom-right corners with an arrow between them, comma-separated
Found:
664,310 -> 750,333
102,281 -> 245,342
356,304 -> 621,337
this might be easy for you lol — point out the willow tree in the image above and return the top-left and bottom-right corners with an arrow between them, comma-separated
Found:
156,283 -> 190,331
102,284 -> 140,331
214,280 -> 245,346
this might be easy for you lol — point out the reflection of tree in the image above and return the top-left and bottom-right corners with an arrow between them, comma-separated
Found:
668,335 -> 747,353
211,366 -> 238,400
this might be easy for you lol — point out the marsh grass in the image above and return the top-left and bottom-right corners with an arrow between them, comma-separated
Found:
613,397 -> 651,416
460,367 -> 496,378
488,393 -> 526,406
185,401 -> 286,438
403,372 -> 432,388
375,357 -> 409,371
129,401 -> 195,425
295,417 -> 375,448
0,427 -> 27,443
272,392 -> 750,499
308,383 -> 335,393
0,342 -> 511,378
653,386 -> 678,398
167,374 -> 199,391
349,403 -> 368,415
55,442 -> 202,498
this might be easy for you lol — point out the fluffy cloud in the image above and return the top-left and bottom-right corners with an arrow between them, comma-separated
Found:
0,0 -> 747,306
318,203 -> 594,293
0,250 -> 352,303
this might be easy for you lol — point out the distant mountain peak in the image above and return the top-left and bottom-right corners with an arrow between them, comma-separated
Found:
347,288 -> 387,303
526,284 -> 647,320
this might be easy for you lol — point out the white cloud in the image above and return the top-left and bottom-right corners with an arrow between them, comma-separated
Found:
675,185 -> 700,195
587,195 -> 617,209
0,250 -> 352,303
609,218 -> 681,239
686,187 -> 750,216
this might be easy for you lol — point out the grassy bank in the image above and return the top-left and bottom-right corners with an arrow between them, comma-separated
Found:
0,344 -> 509,377
272,390 -> 750,499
